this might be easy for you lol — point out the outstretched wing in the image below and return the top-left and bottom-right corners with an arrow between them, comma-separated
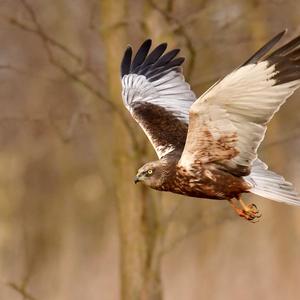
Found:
179,30 -> 300,175
121,40 -> 196,159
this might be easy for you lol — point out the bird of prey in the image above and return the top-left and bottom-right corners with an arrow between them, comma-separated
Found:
120,30 -> 300,222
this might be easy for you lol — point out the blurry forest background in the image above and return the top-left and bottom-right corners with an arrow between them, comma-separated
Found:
1,0 -> 300,299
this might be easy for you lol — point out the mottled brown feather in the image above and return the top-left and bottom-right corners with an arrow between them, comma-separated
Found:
132,102 -> 188,157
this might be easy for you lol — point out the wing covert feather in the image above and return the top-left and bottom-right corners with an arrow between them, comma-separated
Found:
179,31 -> 300,174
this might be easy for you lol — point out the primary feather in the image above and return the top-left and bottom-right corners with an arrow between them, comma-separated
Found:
121,39 -> 196,158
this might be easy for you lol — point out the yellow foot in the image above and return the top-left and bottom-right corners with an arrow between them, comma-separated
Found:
228,198 -> 262,223
239,199 -> 262,222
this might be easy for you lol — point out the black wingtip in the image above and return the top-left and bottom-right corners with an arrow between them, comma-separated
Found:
138,39 -> 152,53
242,30 -> 287,66
267,30 -> 300,85
121,46 -> 132,77
279,29 -> 288,36
267,31 -> 300,58
152,48 -> 181,68
144,39 -> 152,46
142,42 -> 168,67
131,39 -> 152,71
121,39 -> 184,81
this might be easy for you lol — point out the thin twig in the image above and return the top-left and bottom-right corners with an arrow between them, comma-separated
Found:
7,282 -> 38,300
3,0 -> 140,152
3,1 -> 105,84
19,0 -> 81,63
147,0 -> 196,80
161,209 -> 234,256
0,63 -> 70,83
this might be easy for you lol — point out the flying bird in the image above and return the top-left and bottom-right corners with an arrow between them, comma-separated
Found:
120,30 -> 300,222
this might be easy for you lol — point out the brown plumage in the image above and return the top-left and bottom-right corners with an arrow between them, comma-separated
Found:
135,153 -> 250,199
121,30 -> 300,222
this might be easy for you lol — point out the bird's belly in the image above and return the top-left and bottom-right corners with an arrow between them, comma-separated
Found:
170,165 -> 250,200
170,186 -> 225,200
169,181 -> 228,200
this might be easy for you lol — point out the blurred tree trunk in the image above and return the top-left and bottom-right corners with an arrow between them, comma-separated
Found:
99,1 -> 162,300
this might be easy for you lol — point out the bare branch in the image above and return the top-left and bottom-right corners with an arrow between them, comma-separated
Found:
0,63 -> 69,83
88,0 -> 130,34
0,64 -> 24,72
7,282 -> 38,300
161,208 -> 234,257
159,200 -> 184,228
2,1 -> 106,84
147,0 -> 196,80
2,0 -> 141,152
19,0 -> 81,64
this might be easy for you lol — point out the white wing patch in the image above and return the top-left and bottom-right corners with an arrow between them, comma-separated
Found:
122,72 -> 195,123
179,60 -> 300,170
156,145 -> 176,158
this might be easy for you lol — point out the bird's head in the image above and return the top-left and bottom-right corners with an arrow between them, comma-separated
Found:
134,160 -> 167,189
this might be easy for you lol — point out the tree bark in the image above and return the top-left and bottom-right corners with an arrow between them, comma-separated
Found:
99,1 -> 162,300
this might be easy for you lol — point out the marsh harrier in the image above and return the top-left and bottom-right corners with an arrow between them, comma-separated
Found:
120,30 -> 300,222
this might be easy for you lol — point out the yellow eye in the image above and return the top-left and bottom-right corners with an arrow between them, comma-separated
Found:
147,169 -> 153,175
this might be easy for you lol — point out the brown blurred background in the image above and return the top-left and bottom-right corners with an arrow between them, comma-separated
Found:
1,0 -> 300,299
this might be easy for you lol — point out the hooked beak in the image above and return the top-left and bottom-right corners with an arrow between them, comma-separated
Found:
134,176 -> 140,184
